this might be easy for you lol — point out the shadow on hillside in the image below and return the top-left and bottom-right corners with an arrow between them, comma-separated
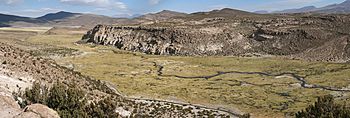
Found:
0,23 -> 10,27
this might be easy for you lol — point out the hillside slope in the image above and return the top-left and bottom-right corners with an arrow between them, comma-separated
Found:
0,40 -> 239,117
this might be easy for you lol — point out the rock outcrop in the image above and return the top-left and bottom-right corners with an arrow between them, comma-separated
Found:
82,25 -> 251,56
81,10 -> 350,62
18,104 -> 60,118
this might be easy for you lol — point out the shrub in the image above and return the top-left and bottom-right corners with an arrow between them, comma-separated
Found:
85,97 -> 119,118
20,82 -> 120,118
295,95 -> 350,118
240,113 -> 251,118
24,82 -> 48,104
47,82 -> 66,109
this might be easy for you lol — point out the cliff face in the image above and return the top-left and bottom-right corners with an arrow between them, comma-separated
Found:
81,11 -> 350,62
82,25 -> 251,56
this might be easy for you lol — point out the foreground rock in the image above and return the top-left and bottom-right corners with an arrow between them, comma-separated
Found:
81,9 -> 350,62
0,91 -> 22,118
16,104 -> 60,118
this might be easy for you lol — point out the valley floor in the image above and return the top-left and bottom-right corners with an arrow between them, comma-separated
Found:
1,27 -> 350,118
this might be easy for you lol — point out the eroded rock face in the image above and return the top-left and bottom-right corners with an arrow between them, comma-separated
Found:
82,25 -> 251,56
81,13 -> 350,62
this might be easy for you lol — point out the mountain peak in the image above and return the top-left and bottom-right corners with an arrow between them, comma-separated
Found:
137,10 -> 187,20
160,10 -> 174,12
37,11 -> 81,21
212,8 -> 253,15
55,11 -> 77,15
156,10 -> 185,15
219,8 -> 239,12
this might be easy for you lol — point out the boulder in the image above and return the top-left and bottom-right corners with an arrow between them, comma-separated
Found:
21,104 -> 60,118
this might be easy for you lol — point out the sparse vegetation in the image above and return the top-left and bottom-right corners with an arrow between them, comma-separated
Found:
3,27 -> 350,118
16,81 -> 233,118
30,47 -> 78,57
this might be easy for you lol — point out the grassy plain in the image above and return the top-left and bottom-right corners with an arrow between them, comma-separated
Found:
2,27 -> 350,117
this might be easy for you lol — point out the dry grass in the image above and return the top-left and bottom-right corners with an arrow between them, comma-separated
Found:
0,27 -> 51,33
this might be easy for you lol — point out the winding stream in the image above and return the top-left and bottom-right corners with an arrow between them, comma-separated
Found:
153,63 -> 350,92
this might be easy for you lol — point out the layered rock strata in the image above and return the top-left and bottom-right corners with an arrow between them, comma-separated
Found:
81,13 -> 350,62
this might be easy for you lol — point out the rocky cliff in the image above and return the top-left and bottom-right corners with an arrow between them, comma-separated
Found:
81,9 -> 350,62
82,25 -> 252,56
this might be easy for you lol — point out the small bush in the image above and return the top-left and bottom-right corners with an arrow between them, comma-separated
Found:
20,82 -> 120,118
24,82 -> 48,104
85,97 -> 119,118
295,95 -> 350,118
240,113 -> 251,118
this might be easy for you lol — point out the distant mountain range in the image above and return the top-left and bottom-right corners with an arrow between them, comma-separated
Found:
37,11 -> 81,21
271,0 -> 350,13
1,0 -> 350,28
0,10 -> 189,28
0,11 -> 120,28
0,13 -> 46,27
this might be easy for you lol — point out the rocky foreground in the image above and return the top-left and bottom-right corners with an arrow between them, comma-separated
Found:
0,42 -> 241,117
81,9 -> 350,62
0,43 -> 60,117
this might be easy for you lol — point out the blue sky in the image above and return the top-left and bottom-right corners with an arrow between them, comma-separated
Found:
0,0 -> 345,17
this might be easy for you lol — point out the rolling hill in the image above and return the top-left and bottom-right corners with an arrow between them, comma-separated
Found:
0,13 -> 45,27
137,10 -> 187,20
37,11 -> 81,21
0,11 -> 132,28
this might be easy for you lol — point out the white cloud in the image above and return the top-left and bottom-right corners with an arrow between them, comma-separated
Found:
59,0 -> 127,9
149,0 -> 160,5
0,0 -> 21,5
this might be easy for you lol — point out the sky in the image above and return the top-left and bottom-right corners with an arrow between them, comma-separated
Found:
0,0 -> 346,17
